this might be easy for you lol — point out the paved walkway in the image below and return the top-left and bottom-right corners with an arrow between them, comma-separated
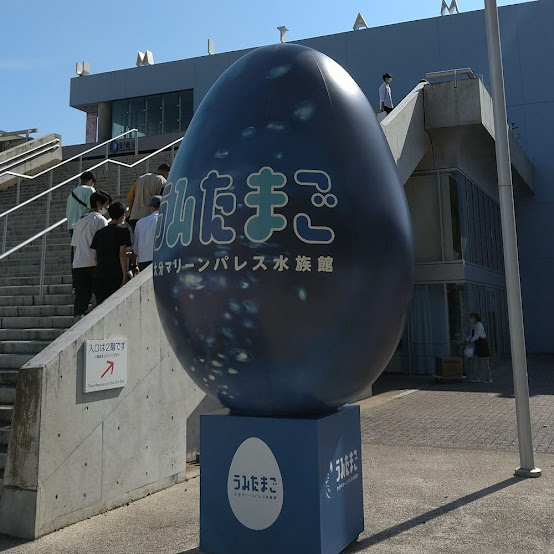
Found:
362,354 -> 554,453
1,355 -> 552,553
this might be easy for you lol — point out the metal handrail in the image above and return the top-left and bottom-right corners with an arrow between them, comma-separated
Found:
0,139 -> 61,174
0,217 -> 67,295
0,128 -> 139,182
425,68 -> 479,80
0,136 -> 183,221
0,135 -> 183,294
0,218 -> 67,263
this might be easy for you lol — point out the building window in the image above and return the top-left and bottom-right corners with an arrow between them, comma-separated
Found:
163,92 -> 180,134
460,175 -> 503,272
111,89 -> 194,138
129,97 -> 146,137
146,95 -> 162,136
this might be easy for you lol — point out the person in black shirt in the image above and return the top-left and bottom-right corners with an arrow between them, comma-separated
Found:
91,202 -> 132,305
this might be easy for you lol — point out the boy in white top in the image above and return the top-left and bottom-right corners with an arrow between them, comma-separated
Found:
71,190 -> 111,321
132,195 -> 161,271
379,73 -> 393,114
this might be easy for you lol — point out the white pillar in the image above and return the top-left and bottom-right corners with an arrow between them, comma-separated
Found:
483,0 -> 541,478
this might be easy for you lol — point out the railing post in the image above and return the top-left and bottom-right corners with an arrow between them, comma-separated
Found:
171,143 -> 175,164
40,178 -> 53,296
105,141 -> 109,160
2,216 -> 7,255
135,130 -> 139,156
39,232 -> 47,296
117,165 -> 121,196
16,177 -> 21,206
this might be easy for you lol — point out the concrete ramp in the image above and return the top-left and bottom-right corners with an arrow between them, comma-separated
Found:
0,268 -> 216,539
379,82 -> 428,185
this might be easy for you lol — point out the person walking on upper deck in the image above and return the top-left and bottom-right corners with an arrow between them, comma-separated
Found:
379,73 -> 394,114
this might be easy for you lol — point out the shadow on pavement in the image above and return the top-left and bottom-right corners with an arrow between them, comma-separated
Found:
344,477 -> 521,551
0,535 -> 28,552
373,354 -> 554,399
178,478 -> 521,554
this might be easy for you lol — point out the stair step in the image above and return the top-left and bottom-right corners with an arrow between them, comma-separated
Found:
0,284 -> 72,296
0,263 -> 71,275
0,255 -> 70,267
0,305 -> 74,317
3,241 -> 71,252
0,371 -> 18,387
0,328 -> 65,341
0,316 -> 73,329
0,294 -> 73,307
0,426 -> 10,446
0,354 -> 34,369
0,340 -> 51,354
0,406 -> 13,425
3,236 -> 69,247
0,274 -> 72,287
0,387 -> 16,404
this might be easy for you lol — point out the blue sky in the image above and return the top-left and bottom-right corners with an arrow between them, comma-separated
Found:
1,0 -> 532,146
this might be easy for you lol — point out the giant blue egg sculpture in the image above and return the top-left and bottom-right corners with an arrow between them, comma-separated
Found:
153,44 -> 414,417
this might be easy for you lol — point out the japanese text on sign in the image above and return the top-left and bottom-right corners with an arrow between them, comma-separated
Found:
155,167 -> 339,250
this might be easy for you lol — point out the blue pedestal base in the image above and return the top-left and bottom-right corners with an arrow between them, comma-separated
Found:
200,405 -> 364,554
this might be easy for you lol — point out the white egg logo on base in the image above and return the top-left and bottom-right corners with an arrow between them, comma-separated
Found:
227,437 -> 283,530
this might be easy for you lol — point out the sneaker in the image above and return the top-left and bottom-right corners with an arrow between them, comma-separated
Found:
483,379 -> 493,383
469,379 -> 480,383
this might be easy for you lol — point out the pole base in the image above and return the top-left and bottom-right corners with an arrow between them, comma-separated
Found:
514,466 -> 542,478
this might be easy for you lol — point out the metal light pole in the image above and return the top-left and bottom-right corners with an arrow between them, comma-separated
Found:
483,0 -> 541,478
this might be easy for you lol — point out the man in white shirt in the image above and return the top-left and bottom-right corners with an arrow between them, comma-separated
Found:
132,195 -> 161,272
71,190 -> 111,322
379,73 -> 394,114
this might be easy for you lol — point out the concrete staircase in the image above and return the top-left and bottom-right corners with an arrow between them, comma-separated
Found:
0,207 -> 72,486
0,148 -> 174,490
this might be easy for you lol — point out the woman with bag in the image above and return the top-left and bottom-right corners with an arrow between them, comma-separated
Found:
466,312 -> 492,383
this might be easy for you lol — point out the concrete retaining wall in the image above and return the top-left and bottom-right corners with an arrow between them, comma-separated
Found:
0,267 -> 214,539
0,134 -> 62,190
380,83 -> 427,185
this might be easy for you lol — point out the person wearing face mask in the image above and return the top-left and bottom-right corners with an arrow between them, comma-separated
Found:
71,190 -> 112,322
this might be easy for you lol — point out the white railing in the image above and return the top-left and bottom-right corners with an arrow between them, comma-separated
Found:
0,218 -> 67,295
0,129 -> 140,216
0,133 -> 183,294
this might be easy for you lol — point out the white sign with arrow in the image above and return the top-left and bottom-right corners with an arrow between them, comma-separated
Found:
84,338 -> 128,393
